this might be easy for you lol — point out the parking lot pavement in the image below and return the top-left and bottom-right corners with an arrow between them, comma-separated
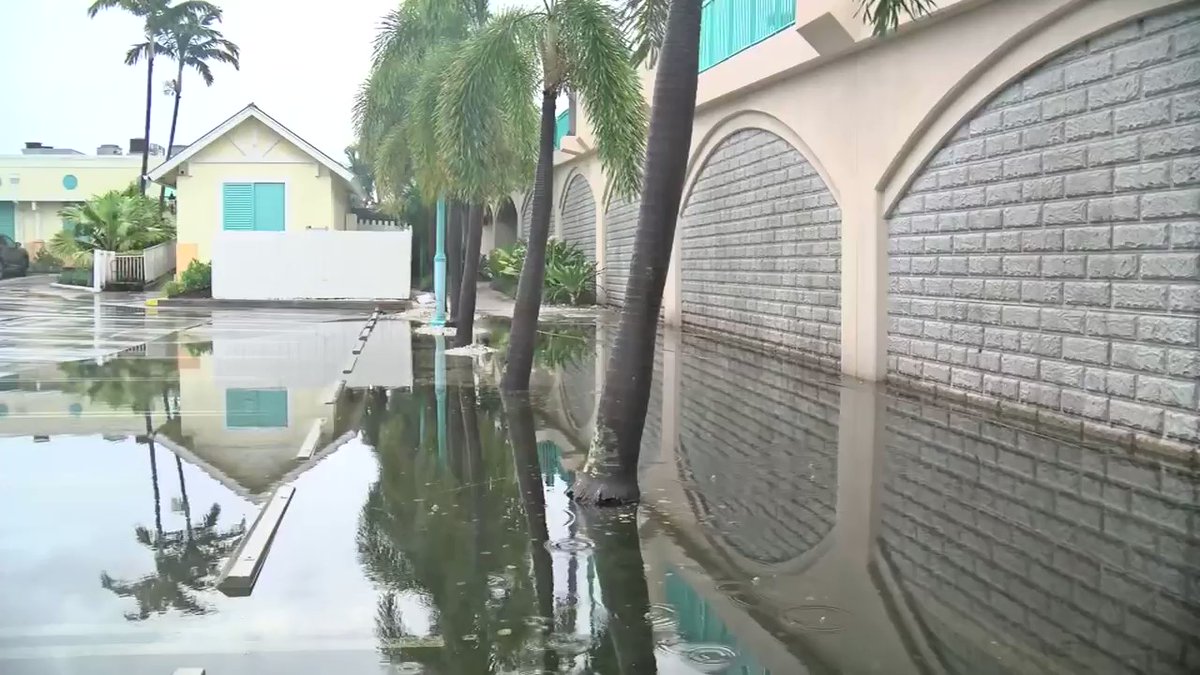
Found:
0,275 -> 367,375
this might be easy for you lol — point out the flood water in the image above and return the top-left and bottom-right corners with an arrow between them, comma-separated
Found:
0,315 -> 1197,674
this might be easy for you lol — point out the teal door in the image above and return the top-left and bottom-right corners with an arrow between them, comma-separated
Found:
0,202 -> 15,241
225,389 -> 289,428
222,182 -> 285,231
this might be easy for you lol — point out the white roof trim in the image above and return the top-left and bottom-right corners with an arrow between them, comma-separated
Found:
148,103 -> 361,195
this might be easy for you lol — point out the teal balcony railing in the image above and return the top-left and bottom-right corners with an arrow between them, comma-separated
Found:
554,109 -> 571,149
699,0 -> 796,72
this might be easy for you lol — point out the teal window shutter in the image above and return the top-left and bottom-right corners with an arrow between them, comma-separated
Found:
222,183 -> 254,230
252,183 -> 286,231
0,202 -> 15,240
225,388 -> 289,428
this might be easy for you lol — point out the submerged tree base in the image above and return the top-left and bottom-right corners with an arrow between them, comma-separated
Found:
569,472 -> 640,506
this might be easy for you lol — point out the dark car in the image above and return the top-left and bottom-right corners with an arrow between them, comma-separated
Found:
0,235 -> 30,278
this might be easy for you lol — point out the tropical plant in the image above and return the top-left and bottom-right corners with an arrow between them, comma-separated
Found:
435,0 -> 647,390
163,259 -> 211,297
87,0 -> 223,195
159,5 -> 239,208
50,190 -> 174,265
355,1 -> 531,345
486,240 -> 594,306
345,144 -> 376,205
573,0 -> 937,505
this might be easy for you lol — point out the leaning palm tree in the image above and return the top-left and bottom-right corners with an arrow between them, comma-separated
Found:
437,1 -> 647,390
88,0 -> 223,195
159,5 -> 239,208
572,0 -> 936,504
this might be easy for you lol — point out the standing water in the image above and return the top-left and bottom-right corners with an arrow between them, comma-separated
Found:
0,314 -> 1196,674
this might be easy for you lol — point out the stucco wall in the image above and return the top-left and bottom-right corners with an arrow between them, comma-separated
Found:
888,7 -> 1200,445
881,395 -> 1197,674
681,129 -> 842,362
212,230 -> 411,300
603,196 -> 639,306
173,118 -> 343,267
0,156 -> 145,245
559,173 -> 597,259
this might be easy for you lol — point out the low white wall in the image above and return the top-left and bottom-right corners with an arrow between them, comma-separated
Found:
212,230 -> 411,301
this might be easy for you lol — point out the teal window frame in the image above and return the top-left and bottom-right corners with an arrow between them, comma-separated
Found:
553,110 -> 570,150
222,182 -> 286,231
225,388 -> 289,428
699,0 -> 796,72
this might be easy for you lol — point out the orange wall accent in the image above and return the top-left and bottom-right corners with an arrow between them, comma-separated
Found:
176,243 -> 199,278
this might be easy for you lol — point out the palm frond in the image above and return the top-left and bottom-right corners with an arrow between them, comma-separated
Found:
559,0 -> 647,204
619,0 -> 669,66
858,0 -> 937,36
436,10 -> 541,201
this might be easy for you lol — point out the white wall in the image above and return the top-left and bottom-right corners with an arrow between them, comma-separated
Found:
212,230 -> 411,301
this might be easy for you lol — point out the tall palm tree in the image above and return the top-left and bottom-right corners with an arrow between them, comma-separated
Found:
436,1 -> 647,390
159,6 -> 240,209
87,0 -> 223,195
573,0 -> 936,504
357,0 -> 534,337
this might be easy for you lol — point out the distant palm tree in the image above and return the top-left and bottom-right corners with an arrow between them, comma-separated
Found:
159,5 -> 239,209
345,145 -> 376,206
87,0 -> 223,195
435,0 -> 647,391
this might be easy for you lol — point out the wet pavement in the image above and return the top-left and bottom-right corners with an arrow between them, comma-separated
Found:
0,282 -> 1197,674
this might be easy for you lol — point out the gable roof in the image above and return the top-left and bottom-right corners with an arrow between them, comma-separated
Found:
148,103 -> 361,195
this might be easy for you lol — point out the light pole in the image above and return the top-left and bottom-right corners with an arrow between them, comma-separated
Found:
430,197 -> 448,327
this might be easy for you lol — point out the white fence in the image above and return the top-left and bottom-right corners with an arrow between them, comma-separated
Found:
212,229 -> 412,301
92,241 -> 176,291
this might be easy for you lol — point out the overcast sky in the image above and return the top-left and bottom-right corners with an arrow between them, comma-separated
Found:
0,0 -> 541,161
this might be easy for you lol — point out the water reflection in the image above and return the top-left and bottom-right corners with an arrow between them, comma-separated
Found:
0,313 -> 1194,674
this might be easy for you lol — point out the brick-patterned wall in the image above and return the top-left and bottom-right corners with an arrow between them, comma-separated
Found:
681,129 -> 842,362
520,194 -> 532,240
560,174 -> 597,260
604,196 -> 639,306
887,6 -> 1200,447
678,333 -> 839,564
882,395 -> 1199,674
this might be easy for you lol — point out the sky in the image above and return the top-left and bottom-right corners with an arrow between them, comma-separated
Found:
0,0 -> 541,162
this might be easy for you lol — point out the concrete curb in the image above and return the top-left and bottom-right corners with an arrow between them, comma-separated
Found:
217,485 -> 295,597
151,297 -> 409,310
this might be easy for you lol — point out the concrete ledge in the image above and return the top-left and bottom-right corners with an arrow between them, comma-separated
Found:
153,297 -> 410,310
296,419 -> 325,460
48,282 -> 98,293
321,379 -> 346,405
218,485 -> 295,597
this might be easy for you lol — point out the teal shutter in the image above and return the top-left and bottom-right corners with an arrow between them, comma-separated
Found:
252,183 -> 286,231
222,183 -> 254,230
0,202 -> 15,241
225,389 -> 289,428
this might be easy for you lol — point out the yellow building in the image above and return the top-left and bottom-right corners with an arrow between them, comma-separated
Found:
0,152 -> 149,253
148,103 -> 361,274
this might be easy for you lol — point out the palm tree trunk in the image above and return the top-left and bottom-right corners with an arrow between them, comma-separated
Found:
139,51 -> 155,196
501,89 -> 558,391
175,455 -> 192,542
145,413 -> 163,542
580,505 -> 657,673
503,392 -> 560,673
159,63 -> 185,212
453,202 -> 484,347
447,202 -> 464,322
571,0 -> 702,505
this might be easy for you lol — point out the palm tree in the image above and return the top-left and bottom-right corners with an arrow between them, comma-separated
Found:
436,1 -> 647,390
357,0 -> 534,337
571,0 -> 936,505
88,0 -> 222,195
159,6 -> 240,209
51,189 -> 174,264
345,145 -> 376,205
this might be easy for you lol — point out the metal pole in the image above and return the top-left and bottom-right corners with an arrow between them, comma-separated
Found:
434,333 -> 447,466
431,197 -> 448,327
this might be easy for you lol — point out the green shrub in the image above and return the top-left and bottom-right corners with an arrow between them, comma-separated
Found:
484,239 -> 595,306
57,267 -> 92,287
180,260 -> 212,290
163,260 -> 212,298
